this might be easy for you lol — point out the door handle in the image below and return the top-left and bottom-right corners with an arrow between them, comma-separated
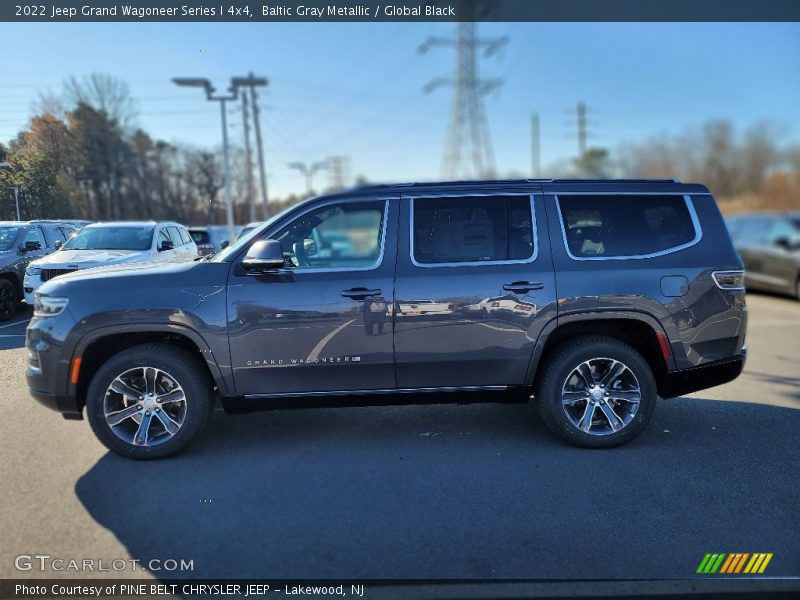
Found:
503,281 -> 544,294
341,288 -> 382,300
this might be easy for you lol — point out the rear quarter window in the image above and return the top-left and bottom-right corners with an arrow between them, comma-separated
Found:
556,195 -> 699,259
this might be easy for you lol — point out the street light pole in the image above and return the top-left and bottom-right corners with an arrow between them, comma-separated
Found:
288,161 -> 327,197
14,187 -> 20,221
173,77 -> 240,244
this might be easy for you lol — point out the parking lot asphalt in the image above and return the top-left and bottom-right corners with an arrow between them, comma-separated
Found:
0,293 -> 797,582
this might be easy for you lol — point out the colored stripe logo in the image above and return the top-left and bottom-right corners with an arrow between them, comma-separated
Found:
696,552 -> 773,574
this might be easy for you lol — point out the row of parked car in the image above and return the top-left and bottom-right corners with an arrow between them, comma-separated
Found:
0,219 -> 253,321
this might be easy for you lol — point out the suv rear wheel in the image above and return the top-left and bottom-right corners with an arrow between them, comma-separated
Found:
86,343 -> 212,459
536,336 -> 657,448
0,279 -> 18,322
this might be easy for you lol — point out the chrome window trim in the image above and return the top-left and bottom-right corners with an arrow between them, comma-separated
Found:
243,385 -> 509,399
253,198 -> 391,274
409,193 -> 539,268
554,193 -> 703,261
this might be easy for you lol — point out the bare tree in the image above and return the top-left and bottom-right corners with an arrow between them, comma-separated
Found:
64,74 -> 139,130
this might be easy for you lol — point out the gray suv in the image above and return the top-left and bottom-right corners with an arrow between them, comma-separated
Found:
26,180 -> 747,458
0,220 -> 78,320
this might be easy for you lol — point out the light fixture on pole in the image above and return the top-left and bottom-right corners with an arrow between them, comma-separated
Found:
288,161 -> 327,197
172,77 -> 238,244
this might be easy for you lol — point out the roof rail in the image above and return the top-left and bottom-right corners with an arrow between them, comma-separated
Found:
550,178 -> 682,184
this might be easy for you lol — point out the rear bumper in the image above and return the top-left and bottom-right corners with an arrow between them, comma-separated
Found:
660,354 -> 745,399
28,388 -> 83,419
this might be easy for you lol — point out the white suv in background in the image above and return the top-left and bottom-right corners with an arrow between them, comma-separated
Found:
24,221 -> 197,303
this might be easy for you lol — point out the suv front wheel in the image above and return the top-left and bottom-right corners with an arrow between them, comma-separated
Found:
86,343 -> 212,459
536,336 -> 657,448
0,279 -> 18,322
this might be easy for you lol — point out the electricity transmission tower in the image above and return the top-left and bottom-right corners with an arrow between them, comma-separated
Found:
420,15 -> 508,180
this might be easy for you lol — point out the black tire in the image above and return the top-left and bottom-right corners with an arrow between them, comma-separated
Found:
535,336 -> 657,448
86,343 -> 212,459
0,279 -> 19,322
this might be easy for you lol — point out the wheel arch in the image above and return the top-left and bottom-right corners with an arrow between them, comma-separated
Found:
527,312 -> 676,397
71,324 -> 228,410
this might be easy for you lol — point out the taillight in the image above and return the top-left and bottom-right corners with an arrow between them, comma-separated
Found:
712,270 -> 745,290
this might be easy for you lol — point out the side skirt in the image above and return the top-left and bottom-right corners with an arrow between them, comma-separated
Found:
221,386 -> 532,413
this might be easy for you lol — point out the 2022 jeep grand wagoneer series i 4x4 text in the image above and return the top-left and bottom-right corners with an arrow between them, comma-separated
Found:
26,179 -> 747,459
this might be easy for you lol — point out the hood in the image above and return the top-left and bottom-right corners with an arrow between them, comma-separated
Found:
37,258 -> 228,305
36,249 -> 147,267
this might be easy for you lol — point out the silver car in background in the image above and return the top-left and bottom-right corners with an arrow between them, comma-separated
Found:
727,213 -> 800,299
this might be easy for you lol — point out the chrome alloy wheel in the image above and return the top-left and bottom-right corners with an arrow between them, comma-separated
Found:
104,366 -> 187,447
561,357 -> 641,436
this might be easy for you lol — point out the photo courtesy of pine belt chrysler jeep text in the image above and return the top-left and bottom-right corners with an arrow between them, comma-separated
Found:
26,179 -> 747,459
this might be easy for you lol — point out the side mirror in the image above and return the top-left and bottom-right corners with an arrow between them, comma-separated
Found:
242,239 -> 284,273
54,240 -> 62,250
158,240 -> 175,252
21,240 -> 41,252
221,240 -> 229,249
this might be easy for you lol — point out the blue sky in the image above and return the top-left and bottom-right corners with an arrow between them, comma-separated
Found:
1,22 -> 799,197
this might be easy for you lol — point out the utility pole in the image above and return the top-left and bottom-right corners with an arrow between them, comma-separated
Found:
419,5 -> 507,181
531,112 -> 540,179
241,91 -> 256,222
577,101 -> 588,156
13,187 -> 20,221
249,77 -> 270,219
288,161 -> 327,197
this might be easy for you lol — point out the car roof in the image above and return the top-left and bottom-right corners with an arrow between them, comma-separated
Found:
84,221 -> 183,228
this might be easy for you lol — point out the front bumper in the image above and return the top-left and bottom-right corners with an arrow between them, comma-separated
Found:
28,387 -> 83,419
660,354 -> 745,398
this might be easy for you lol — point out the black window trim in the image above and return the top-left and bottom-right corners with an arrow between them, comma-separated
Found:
408,192 -> 539,268
554,193 -> 703,261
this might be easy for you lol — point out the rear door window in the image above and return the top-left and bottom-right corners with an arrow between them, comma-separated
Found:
557,195 -> 698,259
412,195 -> 535,265
167,226 -> 184,246
178,227 -> 192,245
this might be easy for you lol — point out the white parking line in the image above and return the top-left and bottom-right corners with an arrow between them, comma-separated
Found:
307,319 -> 356,362
0,334 -> 25,337
0,320 -> 28,329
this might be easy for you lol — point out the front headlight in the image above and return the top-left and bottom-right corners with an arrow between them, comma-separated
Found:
33,296 -> 69,317
26,265 -> 42,276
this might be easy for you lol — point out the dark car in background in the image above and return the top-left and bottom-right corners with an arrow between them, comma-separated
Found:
26,179 -> 746,459
0,220 -> 79,320
188,225 -> 239,256
726,213 -> 800,299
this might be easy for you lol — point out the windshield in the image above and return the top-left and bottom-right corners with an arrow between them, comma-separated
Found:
62,226 -> 155,251
210,208 -> 294,262
0,226 -> 21,251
